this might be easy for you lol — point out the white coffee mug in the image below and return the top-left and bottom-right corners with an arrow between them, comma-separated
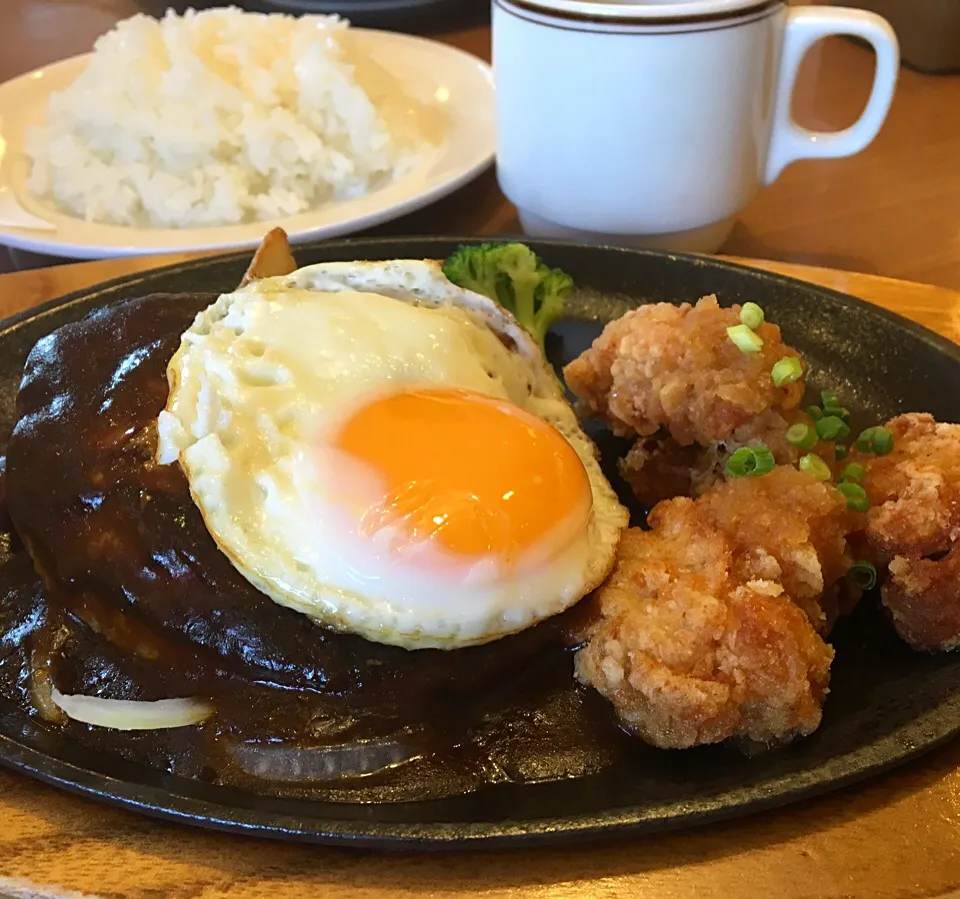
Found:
493,0 -> 900,253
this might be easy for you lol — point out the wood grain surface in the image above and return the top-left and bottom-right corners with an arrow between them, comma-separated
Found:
4,1 -> 960,289
0,254 -> 959,899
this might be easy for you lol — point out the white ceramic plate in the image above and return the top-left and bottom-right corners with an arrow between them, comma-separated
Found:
0,30 -> 494,260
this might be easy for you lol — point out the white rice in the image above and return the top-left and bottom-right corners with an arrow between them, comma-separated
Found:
25,7 -> 425,229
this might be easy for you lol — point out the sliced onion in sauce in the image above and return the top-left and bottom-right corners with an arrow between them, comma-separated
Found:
230,738 -> 420,782
30,657 -> 64,724
29,626 -> 69,725
50,687 -> 213,730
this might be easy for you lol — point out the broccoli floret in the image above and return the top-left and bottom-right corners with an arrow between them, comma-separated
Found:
442,242 -> 573,348
440,241 -> 508,305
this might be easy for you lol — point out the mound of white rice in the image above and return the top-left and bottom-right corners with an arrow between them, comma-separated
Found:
25,7 -> 425,229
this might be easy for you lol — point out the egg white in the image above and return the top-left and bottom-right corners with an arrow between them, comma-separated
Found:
157,259 -> 627,649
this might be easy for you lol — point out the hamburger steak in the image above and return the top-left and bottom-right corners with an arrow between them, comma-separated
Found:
0,293 -> 626,798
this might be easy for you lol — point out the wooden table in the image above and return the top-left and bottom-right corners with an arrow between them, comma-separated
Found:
4,0 -> 960,289
2,253 -> 960,899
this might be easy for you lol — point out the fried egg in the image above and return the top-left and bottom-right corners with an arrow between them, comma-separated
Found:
157,259 -> 627,649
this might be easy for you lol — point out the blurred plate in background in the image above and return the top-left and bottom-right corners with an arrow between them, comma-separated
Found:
0,29 -> 494,260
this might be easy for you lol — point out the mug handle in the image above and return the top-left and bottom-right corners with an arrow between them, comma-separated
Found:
764,7 -> 900,185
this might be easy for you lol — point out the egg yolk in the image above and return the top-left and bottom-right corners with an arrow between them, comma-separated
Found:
333,387 -> 592,566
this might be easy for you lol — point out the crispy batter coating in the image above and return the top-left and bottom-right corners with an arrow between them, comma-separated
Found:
574,467 -> 853,750
563,296 -> 804,446
699,465 -> 858,633
858,413 -> 960,651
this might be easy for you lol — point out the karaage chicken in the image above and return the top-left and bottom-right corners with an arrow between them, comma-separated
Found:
857,413 -> 960,651
564,296 -> 806,506
574,467 -> 855,750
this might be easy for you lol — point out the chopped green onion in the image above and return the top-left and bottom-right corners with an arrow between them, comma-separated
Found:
855,429 -> 875,451
830,406 -> 851,422
821,389 -> 840,410
771,357 -> 803,387
806,405 -> 824,422
838,481 -> 870,512
785,422 -> 818,451
873,429 -> 894,454
840,462 -> 865,483
727,324 -> 764,353
855,426 -> 895,456
725,445 -> 776,478
835,444 -> 849,460
846,560 -> 877,591
815,415 -> 851,442
739,302 -> 765,330
799,453 -> 831,481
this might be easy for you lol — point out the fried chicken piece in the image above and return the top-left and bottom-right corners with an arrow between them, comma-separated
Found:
699,465 -> 859,633
857,413 -> 960,651
564,295 -> 804,446
575,467 -> 854,750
